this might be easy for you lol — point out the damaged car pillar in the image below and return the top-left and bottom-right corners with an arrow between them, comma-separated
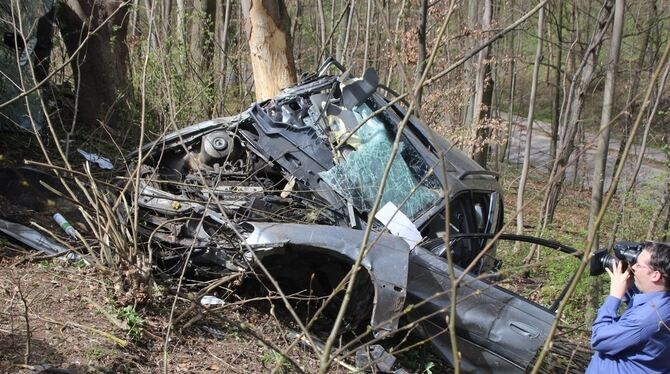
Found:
131,58 -> 556,373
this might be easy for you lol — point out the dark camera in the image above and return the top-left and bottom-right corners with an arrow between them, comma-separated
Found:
590,241 -> 644,276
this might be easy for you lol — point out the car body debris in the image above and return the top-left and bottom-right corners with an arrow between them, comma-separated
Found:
0,217 -> 85,265
77,149 -> 114,169
0,59 -> 584,372
129,58 -> 581,373
355,345 -> 409,374
0,217 -> 69,256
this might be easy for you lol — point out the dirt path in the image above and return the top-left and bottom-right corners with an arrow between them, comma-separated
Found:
500,113 -> 667,192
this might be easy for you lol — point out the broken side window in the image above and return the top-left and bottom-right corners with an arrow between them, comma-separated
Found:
320,102 -> 440,220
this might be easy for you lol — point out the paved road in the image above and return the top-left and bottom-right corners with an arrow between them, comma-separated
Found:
499,113 -> 667,192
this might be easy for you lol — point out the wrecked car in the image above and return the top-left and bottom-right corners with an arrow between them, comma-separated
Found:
132,58 -> 568,373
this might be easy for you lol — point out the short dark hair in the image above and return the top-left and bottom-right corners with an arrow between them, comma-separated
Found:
644,241 -> 670,290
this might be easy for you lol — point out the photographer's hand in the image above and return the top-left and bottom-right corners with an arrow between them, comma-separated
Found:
606,260 -> 632,299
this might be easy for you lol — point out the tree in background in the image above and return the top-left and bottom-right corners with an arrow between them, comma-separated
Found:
242,0 -> 296,101
470,0 -> 494,168
57,0 -> 132,128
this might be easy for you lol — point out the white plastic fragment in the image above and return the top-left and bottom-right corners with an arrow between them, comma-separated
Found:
77,148 -> 113,169
374,202 -> 423,249
200,295 -> 225,306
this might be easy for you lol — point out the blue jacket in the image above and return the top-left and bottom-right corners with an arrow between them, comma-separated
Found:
586,291 -> 670,373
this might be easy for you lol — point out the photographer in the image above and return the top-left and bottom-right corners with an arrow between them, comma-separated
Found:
586,241 -> 670,373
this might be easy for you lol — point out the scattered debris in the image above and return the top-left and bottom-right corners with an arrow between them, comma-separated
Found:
0,217 -> 67,256
200,325 -> 227,340
200,295 -> 225,307
0,217 -> 86,264
52,213 -> 78,238
77,149 -> 113,169
355,345 -> 409,374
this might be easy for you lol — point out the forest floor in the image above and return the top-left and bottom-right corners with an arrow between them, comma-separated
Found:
0,252 -> 355,374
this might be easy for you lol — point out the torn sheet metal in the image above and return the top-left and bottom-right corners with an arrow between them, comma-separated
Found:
0,217 -> 68,256
244,222 -> 408,336
77,149 -> 114,169
355,344 -> 410,374
406,246 -> 554,373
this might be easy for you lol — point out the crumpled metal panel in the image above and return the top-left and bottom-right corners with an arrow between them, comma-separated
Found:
244,222 -> 409,336
406,246 -> 554,373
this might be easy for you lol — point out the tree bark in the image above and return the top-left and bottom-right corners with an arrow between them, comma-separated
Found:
500,0 -> 516,165
215,0 -> 232,114
414,0 -> 428,114
363,0 -> 373,71
542,0 -> 613,223
471,0 -> 493,168
587,0 -> 625,251
611,0 -> 655,180
549,0 -> 563,169
190,0 -> 216,72
176,0 -> 185,44
241,0 -> 297,101
57,0 -> 131,128
516,6 -> 544,252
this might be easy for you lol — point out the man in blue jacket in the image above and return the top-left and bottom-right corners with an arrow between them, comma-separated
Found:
586,241 -> 670,373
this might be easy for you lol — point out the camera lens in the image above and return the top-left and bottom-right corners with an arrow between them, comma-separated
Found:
590,242 -> 643,276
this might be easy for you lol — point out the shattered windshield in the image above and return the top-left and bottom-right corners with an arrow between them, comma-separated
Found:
320,102 -> 440,220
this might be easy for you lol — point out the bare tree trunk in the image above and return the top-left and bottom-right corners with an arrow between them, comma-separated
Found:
471,0 -> 493,168
57,0 -> 132,128
241,0 -> 297,101
341,0 -> 355,65
611,0 -> 655,177
414,0 -> 428,114
190,0 -> 216,71
290,0 -> 302,63
549,0 -> 563,168
462,0 -> 479,127
542,0 -> 613,224
317,0 -> 326,52
500,9 -> 517,165
588,0 -> 625,250
329,0 -> 336,56
500,0 -> 516,165
516,6 -> 544,251
385,0 -> 407,87
215,0 -> 231,114
363,0 -> 372,70
584,0 -> 624,329
175,0 -> 185,44
142,0 -> 158,49
335,2 -> 349,62
129,0 -> 140,37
